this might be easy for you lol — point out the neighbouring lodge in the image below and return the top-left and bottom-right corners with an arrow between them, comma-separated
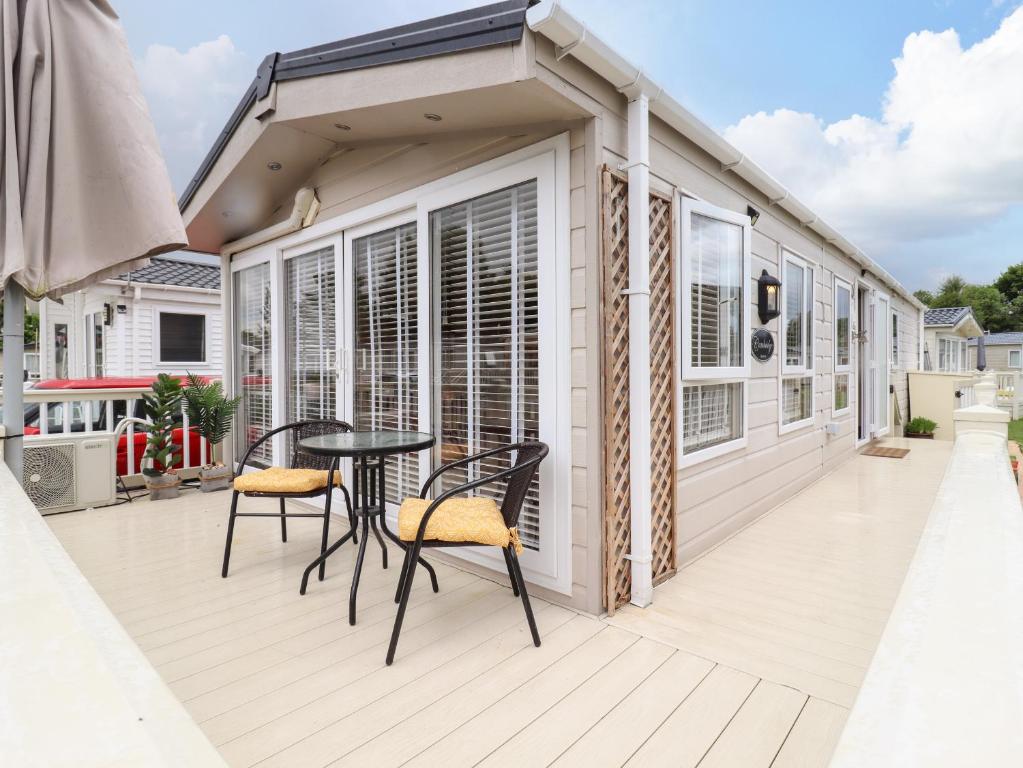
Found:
181,0 -> 924,614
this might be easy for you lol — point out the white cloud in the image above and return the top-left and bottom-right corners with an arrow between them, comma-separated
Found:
723,8 -> 1023,255
134,35 -> 252,194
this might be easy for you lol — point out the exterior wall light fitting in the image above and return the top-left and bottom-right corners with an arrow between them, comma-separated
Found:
758,269 -> 781,324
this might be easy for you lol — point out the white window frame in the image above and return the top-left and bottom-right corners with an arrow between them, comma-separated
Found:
224,134 -> 572,595
778,248 -> 815,434
679,198 -> 752,381
153,307 -> 210,366
833,276 -> 853,417
1009,348 -> 1021,369
677,197 -> 751,467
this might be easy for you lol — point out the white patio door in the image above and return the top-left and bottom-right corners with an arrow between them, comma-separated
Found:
282,240 -> 343,458
344,217 -> 421,504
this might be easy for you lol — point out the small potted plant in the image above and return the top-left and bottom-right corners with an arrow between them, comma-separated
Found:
183,372 -> 241,492
904,416 -> 937,439
140,373 -> 184,500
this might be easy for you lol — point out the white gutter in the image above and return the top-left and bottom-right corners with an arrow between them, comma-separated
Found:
220,186 -> 320,258
526,0 -> 924,312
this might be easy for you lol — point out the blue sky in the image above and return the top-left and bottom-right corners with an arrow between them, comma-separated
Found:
115,0 -> 1023,291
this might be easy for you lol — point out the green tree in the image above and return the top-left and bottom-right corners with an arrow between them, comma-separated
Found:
931,275 -> 967,307
914,289 -> 935,305
0,302 -> 39,350
960,284 -> 1011,332
994,263 -> 1023,303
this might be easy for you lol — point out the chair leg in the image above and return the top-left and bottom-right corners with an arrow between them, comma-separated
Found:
508,547 -> 541,647
394,546 -> 413,604
318,489 -> 332,582
502,547 -> 520,597
221,491 -> 240,578
279,498 -> 288,542
387,539 -> 422,665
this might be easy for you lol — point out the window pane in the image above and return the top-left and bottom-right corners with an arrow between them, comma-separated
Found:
233,264 -> 272,467
785,260 -> 804,368
354,223 -> 419,503
892,312 -> 899,363
834,373 -> 850,411
690,213 -> 743,369
431,180 -> 541,551
160,312 -> 205,362
285,247 -> 336,457
682,382 -> 743,453
782,376 -> 813,425
1010,350 -> 1021,368
835,285 -> 850,368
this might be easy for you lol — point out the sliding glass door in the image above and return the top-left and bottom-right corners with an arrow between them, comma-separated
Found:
430,180 -> 541,551
233,263 -> 273,467
351,222 -> 419,502
284,245 -> 337,457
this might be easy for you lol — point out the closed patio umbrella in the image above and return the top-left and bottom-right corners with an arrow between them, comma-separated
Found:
975,334 -> 987,372
1,0 -> 186,480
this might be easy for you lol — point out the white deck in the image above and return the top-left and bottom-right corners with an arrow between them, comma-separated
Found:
47,438 -> 952,767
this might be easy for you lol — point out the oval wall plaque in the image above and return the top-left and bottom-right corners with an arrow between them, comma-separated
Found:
751,328 -> 774,362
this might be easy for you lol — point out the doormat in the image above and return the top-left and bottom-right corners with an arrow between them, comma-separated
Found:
862,446 -> 910,459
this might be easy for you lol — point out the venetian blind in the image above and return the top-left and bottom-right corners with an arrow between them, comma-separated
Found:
233,264 -> 273,467
690,213 -> 743,369
785,260 -> 805,368
681,382 -> 743,453
431,180 -> 541,551
285,247 -> 336,456
354,223 -> 419,503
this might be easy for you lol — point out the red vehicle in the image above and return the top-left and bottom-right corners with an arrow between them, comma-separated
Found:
26,377 -> 213,475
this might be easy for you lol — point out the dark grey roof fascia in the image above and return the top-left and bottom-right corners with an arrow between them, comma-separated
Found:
179,0 -> 534,213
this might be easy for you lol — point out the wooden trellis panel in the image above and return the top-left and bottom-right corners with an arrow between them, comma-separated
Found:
601,167 -> 678,613
648,194 -> 678,584
601,168 -> 632,613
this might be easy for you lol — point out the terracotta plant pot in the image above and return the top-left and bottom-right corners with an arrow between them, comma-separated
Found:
199,464 -> 233,493
904,432 -> 935,440
145,472 -> 181,501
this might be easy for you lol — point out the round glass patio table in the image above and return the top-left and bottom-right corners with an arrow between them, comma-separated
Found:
297,430 -> 438,625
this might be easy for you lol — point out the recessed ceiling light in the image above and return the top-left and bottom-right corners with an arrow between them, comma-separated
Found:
334,123 -> 352,131
221,211 -> 232,218
424,113 -> 442,122
267,161 -> 282,171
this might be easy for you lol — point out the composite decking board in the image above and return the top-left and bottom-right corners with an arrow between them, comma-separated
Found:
771,697 -> 849,768
46,437 -> 950,768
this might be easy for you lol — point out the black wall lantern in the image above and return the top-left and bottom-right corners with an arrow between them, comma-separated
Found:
747,205 -> 760,227
757,269 -> 781,324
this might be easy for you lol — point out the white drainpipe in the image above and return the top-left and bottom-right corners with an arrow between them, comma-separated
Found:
624,92 -> 654,607
220,186 -> 320,258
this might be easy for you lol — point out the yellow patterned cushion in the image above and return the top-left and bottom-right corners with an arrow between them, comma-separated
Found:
233,467 -> 342,494
398,496 -> 522,554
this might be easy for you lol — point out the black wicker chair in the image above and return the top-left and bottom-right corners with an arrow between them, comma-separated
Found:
221,420 -> 356,582
387,441 -> 549,665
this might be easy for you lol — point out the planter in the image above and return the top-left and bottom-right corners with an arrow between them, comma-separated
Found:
904,432 -> 935,440
199,464 -> 233,493
145,473 -> 181,501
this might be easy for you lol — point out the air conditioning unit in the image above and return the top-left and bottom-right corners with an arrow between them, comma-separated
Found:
23,433 -> 117,515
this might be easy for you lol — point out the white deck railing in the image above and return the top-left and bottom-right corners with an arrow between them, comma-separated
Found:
830,386 -> 1023,766
0,385 -> 210,483
0,459 -> 226,765
995,371 -> 1023,419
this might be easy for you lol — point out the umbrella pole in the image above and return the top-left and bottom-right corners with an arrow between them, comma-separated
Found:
2,281 -> 25,482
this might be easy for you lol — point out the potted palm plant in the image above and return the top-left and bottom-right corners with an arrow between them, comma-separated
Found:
183,372 -> 241,492
140,373 -> 184,500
